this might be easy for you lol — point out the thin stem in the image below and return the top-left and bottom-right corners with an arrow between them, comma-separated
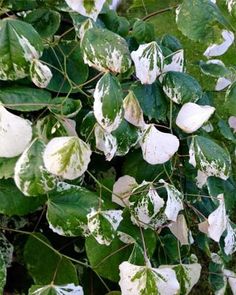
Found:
142,4 -> 179,21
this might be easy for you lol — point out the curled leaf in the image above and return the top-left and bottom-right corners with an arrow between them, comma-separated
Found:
30,59 -> 52,88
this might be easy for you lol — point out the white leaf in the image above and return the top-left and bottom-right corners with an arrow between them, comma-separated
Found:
176,103 -> 215,133
229,116 -> 236,132
110,0 -> 121,10
30,59 -> 52,88
43,136 -> 91,180
224,221 -> 236,255
140,124 -> 179,165
123,91 -> 145,128
0,105 -> 32,158
226,0 -> 236,13
204,30 -> 235,58
160,180 -> 183,222
94,124 -> 117,161
208,194 -> 227,242
168,214 -> 193,245
198,220 -> 209,235
223,269 -> 236,295
87,209 -> 123,245
112,175 -> 138,207
162,49 -> 184,74
119,261 -> 180,295
131,42 -> 163,84
215,77 -> 232,91
29,283 -> 84,295
65,0 -> 106,21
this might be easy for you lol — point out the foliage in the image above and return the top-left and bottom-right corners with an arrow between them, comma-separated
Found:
0,0 -> 236,294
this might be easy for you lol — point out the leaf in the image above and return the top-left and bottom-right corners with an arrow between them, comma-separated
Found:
81,27 -> 131,73
87,209 -> 123,245
223,269 -> 236,295
0,105 -> 33,158
129,182 -> 165,229
225,81 -> 236,115
131,81 -> 167,122
123,91 -> 145,128
176,102 -> 215,133
162,49 -> 184,74
160,180 -> 184,222
42,41 -> 88,93
215,77 -> 232,91
170,263 -> 202,294
168,214 -> 193,246
43,136 -> 92,180
14,138 -> 57,196
0,18 -> 43,80
119,262 -> 180,295
29,284 -> 84,295
0,179 -> 45,216
131,41 -> 163,84
65,0 -> 106,21
199,59 -> 230,77
140,124 -> 179,165
94,124 -> 117,161
176,0 -> 226,42
0,253 -> 6,294
162,72 -> 203,104
204,30 -> 234,57
229,116 -> 236,132
112,175 -> 138,207
112,119 -> 140,156
30,59 -> 53,88
85,236 -> 132,282
47,183 -> 99,236
224,221 -> 236,255
0,233 -> 13,267
189,135 -> 231,180
0,156 -> 18,179
49,97 -> 82,118
218,119 -> 236,143
24,8 -> 61,38
24,233 -> 78,285
132,20 -> 155,43
0,86 -> 51,112
93,73 -> 123,132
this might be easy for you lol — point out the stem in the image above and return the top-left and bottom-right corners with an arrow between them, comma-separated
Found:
142,4 -> 179,22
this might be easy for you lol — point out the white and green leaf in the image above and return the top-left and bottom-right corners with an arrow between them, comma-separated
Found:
30,59 -> 52,88
29,283 -> 84,295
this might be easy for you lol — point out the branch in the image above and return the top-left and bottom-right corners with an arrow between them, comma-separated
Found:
142,4 -> 179,22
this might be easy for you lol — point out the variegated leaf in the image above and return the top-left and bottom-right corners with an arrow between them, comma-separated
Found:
30,59 -> 52,88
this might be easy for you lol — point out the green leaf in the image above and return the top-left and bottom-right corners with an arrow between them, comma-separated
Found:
81,27 -> 131,73
0,179 -> 45,216
0,18 -> 43,80
47,184 -> 99,236
225,81 -> 236,115
0,86 -> 51,112
161,35 -> 182,53
0,253 -> 6,294
189,135 -> 231,180
131,81 -> 167,121
29,284 -> 83,294
49,97 -> 82,118
132,20 -> 155,43
24,233 -> 78,285
112,120 -> 140,156
94,73 -> 123,132
199,59 -> 230,78
85,236 -> 131,282
43,136 -> 92,180
176,0 -> 226,42
14,138 -> 57,196
42,41 -> 88,93
0,156 -> 18,179
24,8 -> 61,38
218,119 -> 236,143
162,71 -> 203,104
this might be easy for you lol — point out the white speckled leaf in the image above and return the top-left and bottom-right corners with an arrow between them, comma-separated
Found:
29,283 -> 84,295
189,135 -> 231,180
43,136 -> 91,180
123,91 -> 145,128
94,73 -> 123,132
162,49 -> 184,74
0,234 -> 13,268
224,221 -> 236,255
140,124 -> 179,165
81,28 -> 131,73
65,0 -> 106,21
204,30 -> 234,58
160,180 -> 183,222
0,105 -> 32,158
176,102 -> 215,133
119,261 -> 180,295
30,59 -> 52,88
87,209 -> 123,245
0,19 -> 43,80
14,138 -> 57,196
94,124 -> 117,161
112,175 -> 138,207
131,42 -> 163,84
208,194 -> 227,242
